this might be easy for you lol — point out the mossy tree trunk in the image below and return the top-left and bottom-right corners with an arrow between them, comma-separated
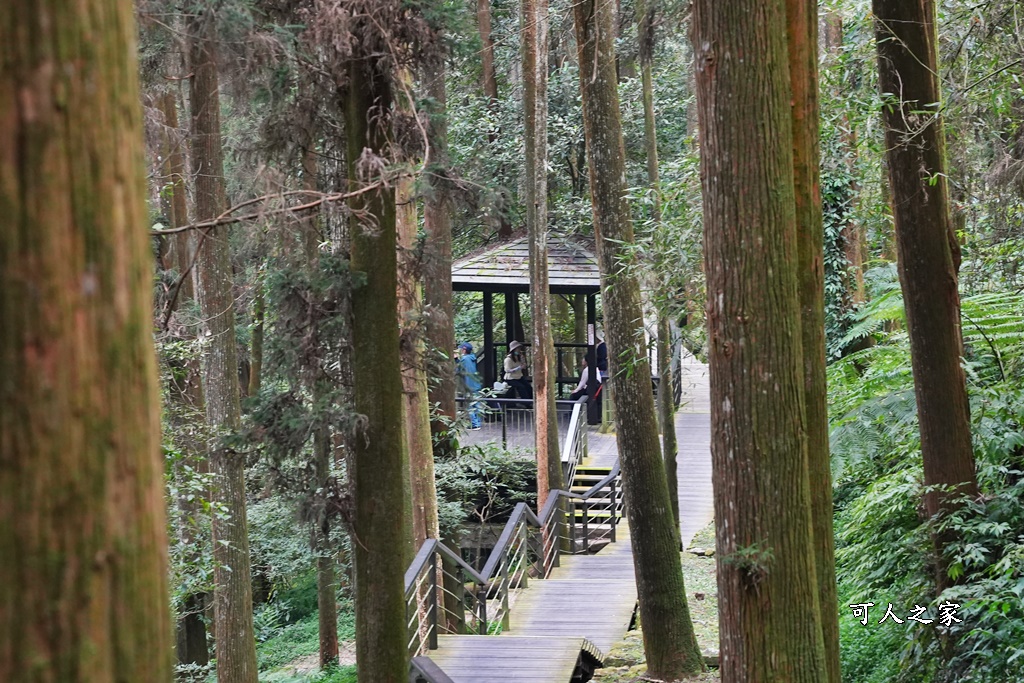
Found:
345,57 -> 411,682
571,0 -> 705,676
872,0 -> 980,592
786,1 -> 841,679
523,0 -> 563,503
0,2 -> 171,680
693,0 -> 828,679
187,11 -> 259,683
396,110 -> 441,551
423,58 -> 459,460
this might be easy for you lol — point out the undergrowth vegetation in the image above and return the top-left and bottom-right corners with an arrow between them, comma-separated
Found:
830,272 -> 1024,682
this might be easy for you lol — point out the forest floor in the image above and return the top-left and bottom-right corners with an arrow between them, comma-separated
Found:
592,520 -> 720,682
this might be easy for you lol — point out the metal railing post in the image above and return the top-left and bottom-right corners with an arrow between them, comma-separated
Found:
455,566 -> 467,634
427,558 -> 438,650
610,481 -> 617,543
582,500 -> 590,553
501,403 -> 507,449
519,524 -> 529,588
499,556 -> 510,631
476,587 -> 488,635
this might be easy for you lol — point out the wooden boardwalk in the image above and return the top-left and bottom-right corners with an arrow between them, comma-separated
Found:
426,356 -> 714,682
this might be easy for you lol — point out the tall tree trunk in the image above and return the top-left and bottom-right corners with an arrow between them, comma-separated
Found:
345,57 -> 410,682
0,2 -> 172,681
822,11 -> 866,310
523,0 -> 562,503
397,142 -> 441,551
693,1 -> 827,679
301,143 -> 340,669
188,12 -> 259,683
159,89 -> 212,671
787,1 -> 841,679
572,0 -> 704,676
423,58 -> 459,460
478,0 -> 499,107
637,0 -> 681,542
872,0 -> 979,592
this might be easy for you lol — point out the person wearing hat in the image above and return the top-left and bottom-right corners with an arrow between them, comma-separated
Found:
503,340 -> 532,404
456,342 -> 483,430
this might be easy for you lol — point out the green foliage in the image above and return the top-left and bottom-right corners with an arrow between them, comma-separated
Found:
434,442 -> 537,542
256,608 -> 356,671
830,293 -> 1024,681
261,666 -> 358,683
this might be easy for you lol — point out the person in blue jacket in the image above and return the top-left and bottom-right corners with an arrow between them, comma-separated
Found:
456,342 -> 483,430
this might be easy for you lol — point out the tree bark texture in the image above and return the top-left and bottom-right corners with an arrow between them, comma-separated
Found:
638,0 -> 681,542
572,0 -> 704,676
0,2 -> 172,680
786,1 -> 841,678
397,163 -> 441,551
345,58 -> 410,681
822,12 -> 866,309
158,89 -> 212,669
423,57 -> 459,460
188,12 -> 259,683
478,0 -> 499,106
872,0 -> 979,589
523,0 -> 563,503
300,143 -> 340,669
657,317 -> 681,543
692,1 -> 828,679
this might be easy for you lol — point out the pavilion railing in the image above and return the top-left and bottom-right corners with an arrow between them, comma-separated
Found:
454,396 -> 580,451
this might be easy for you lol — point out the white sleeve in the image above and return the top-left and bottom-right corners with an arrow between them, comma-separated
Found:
575,370 -> 587,393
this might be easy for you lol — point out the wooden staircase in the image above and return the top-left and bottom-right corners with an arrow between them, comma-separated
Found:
408,379 -> 715,683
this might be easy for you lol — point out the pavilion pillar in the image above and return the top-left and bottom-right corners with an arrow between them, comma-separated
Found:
504,292 -> 516,349
483,291 -> 494,388
586,293 -> 601,425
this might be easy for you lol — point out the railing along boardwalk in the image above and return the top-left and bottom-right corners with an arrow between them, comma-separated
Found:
412,356 -> 714,682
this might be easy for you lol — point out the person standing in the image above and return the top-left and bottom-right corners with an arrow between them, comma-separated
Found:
503,340 -> 533,403
456,342 -> 483,429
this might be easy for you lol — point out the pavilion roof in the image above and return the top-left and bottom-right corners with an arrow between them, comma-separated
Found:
451,235 -> 601,293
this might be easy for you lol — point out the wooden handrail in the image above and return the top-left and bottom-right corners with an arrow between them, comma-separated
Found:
409,656 -> 456,683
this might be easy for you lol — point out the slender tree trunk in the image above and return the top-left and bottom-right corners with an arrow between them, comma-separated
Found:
158,90 -> 212,671
248,286 -> 264,396
0,2 -> 171,681
523,0 -> 562,503
872,0 -> 979,591
423,58 -> 459,460
822,11 -> 866,309
300,144 -> 340,669
572,0 -> 704,676
345,57 -> 410,682
637,0 -> 681,542
657,317 -> 681,543
188,12 -> 259,683
478,0 -> 499,107
692,1 -> 827,679
787,1 -> 841,679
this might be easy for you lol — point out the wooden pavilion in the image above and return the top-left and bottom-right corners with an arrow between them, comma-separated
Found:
452,236 -> 603,424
